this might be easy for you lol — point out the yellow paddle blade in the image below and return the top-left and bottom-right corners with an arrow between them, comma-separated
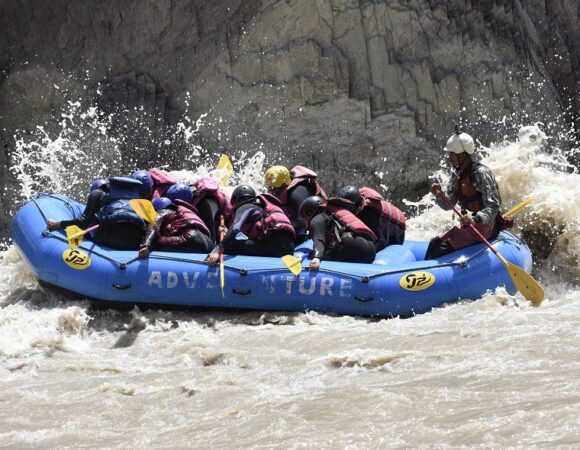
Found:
216,154 -> 233,187
65,225 -> 84,249
506,261 -> 544,305
496,253 -> 544,305
503,198 -> 534,218
129,199 -> 157,223
220,262 -> 225,297
282,254 -> 303,276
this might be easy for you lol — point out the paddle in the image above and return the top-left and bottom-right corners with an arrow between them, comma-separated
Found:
216,154 -> 233,188
219,215 -> 225,297
128,199 -> 157,224
434,189 -> 544,305
65,199 -> 157,250
503,198 -> 534,218
282,252 -> 310,276
66,224 -> 100,249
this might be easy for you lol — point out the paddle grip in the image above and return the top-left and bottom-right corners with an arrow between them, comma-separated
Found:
435,189 -> 498,256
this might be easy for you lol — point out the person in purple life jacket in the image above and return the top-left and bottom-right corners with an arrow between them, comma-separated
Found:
338,186 -> 406,251
131,168 -> 176,201
206,185 -> 295,265
263,165 -> 327,243
138,183 -> 214,258
299,195 -> 376,270
188,177 -> 234,240
47,178 -> 109,231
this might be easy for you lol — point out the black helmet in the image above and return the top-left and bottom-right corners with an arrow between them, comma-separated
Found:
231,185 -> 256,204
299,196 -> 325,220
339,186 -> 362,205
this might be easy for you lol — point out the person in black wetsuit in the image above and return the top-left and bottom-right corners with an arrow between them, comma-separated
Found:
206,185 -> 295,265
264,165 -> 327,243
338,186 -> 406,251
48,177 -> 147,250
47,178 -> 109,231
299,196 -> 376,270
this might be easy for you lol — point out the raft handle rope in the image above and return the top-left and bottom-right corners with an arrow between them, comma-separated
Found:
35,192 -> 519,279
31,193 -> 80,226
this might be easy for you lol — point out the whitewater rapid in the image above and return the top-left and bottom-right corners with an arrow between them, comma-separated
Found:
1,123 -> 579,448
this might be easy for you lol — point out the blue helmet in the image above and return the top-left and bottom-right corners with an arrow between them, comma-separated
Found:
89,178 -> 109,193
152,196 -> 172,211
166,183 -> 193,202
131,170 -> 154,193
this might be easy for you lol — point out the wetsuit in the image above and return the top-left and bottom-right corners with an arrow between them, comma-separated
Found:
220,199 -> 295,257
59,189 -> 106,230
283,184 -> 314,241
309,212 -> 376,263
273,166 -> 327,242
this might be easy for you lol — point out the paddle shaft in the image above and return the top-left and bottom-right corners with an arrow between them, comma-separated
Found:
219,215 -> 225,294
435,190 -> 500,257
69,224 -> 99,240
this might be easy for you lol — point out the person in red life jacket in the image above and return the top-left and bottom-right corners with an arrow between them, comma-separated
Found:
299,195 -> 377,269
131,168 -> 176,200
188,177 -> 234,240
138,183 -> 214,258
47,178 -> 110,231
425,129 -> 502,259
338,186 -> 406,251
264,165 -> 327,243
206,185 -> 295,265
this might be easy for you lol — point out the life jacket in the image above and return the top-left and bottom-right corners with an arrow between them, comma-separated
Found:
160,199 -> 211,237
189,177 -> 233,225
149,168 -> 176,200
240,194 -> 295,241
277,166 -> 328,207
359,187 -> 406,231
323,197 -> 377,247
456,169 -> 483,213
97,177 -> 146,231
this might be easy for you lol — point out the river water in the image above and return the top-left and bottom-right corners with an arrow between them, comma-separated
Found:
1,123 -> 579,448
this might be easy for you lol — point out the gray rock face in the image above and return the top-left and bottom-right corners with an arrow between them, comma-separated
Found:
0,0 -> 578,240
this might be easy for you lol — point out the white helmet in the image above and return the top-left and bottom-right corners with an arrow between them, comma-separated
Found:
444,132 -> 475,154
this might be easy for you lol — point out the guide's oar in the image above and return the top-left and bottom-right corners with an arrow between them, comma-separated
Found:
216,154 -> 233,188
219,215 -> 225,297
434,189 -> 544,305
503,198 -> 534,218
281,253 -> 310,276
65,199 -> 157,250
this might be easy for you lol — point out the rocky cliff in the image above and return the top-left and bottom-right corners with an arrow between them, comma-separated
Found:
1,0 -> 578,240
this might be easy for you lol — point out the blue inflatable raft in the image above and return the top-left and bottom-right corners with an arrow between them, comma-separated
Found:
12,194 -> 534,317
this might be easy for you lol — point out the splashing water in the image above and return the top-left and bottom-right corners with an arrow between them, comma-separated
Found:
1,102 -> 579,447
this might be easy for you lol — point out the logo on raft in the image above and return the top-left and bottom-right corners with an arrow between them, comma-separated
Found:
62,249 -> 91,270
399,271 -> 435,291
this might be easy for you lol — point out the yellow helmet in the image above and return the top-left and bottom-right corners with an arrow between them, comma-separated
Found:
264,165 -> 291,189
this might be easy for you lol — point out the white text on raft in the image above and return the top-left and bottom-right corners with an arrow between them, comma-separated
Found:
147,271 -> 353,297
